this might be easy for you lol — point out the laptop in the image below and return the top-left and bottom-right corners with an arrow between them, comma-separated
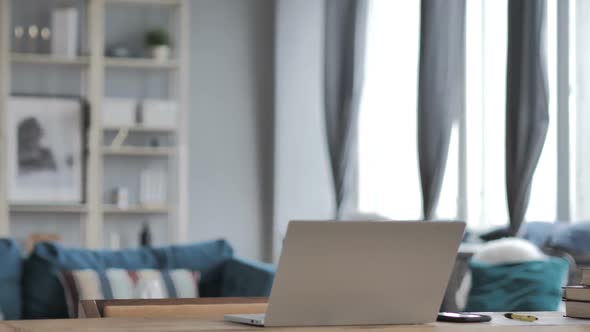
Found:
225,221 -> 465,327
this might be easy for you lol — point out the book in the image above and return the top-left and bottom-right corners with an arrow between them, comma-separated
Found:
51,7 -> 78,58
582,268 -> 590,286
565,300 -> 590,319
139,168 -> 167,206
564,286 -> 590,302
142,99 -> 178,128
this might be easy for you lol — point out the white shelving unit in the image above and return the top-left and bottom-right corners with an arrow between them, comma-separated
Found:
104,0 -> 181,5
11,53 -> 90,66
102,146 -> 175,157
103,125 -> 175,133
103,205 -> 168,214
0,0 -> 190,248
10,204 -> 88,214
104,57 -> 178,69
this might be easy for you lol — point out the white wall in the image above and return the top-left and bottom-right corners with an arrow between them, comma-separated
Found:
188,0 -> 274,261
273,0 -> 335,261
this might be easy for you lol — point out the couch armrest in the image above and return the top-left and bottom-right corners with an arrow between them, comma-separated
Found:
219,257 -> 275,297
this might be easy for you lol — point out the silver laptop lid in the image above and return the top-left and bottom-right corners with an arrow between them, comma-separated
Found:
265,221 -> 465,327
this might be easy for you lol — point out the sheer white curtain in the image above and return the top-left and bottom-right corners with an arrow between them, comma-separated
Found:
573,0 -> 590,221
358,0 -> 558,228
357,0 -> 421,220
358,0 -> 457,220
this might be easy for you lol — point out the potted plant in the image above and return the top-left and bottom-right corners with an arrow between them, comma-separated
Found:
145,28 -> 171,61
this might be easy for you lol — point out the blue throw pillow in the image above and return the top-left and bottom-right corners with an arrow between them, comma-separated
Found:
0,239 -> 22,320
550,222 -> 590,254
465,257 -> 569,312
22,239 -> 233,319
521,222 -> 559,248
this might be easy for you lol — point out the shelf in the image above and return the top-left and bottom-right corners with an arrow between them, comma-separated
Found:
0,0 -> 189,247
104,57 -> 178,69
103,205 -> 168,214
10,204 -> 87,214
104,0 -> 180,6
102,146 -> 174,157
103,125 -> 176,133
11,53 -> 89,66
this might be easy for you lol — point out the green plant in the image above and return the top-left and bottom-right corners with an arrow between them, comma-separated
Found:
145,28 -> 171,47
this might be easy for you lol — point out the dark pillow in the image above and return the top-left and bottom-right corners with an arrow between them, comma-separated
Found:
465,257 -> 568,312
0,239 -> 22,320
479,227 -> 511,242
22,239 -> 233,319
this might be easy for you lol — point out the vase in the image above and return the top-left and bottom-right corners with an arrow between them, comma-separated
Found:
150,45 -> 170,62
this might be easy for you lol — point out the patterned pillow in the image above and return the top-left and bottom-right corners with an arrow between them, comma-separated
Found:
59,268 -> 200,317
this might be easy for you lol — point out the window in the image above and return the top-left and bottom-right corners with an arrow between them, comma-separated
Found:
358,0 -> 561,229
527,0 -> 558,222
464,0 -> 558,228
357,0 -> 422,220
358,0 -> 458,220
573,0 -> 590,221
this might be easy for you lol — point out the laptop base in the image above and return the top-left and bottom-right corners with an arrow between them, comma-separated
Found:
225,313 -> 266,327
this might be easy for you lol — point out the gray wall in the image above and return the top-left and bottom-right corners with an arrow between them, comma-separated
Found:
188,0 -> 275,261
273,0 -> 335,261
187,0 -> 333,262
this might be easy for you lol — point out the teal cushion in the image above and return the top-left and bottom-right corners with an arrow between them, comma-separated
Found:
22,239 -> 233,319
0,239 -> 22,320
465,257 -> 569,312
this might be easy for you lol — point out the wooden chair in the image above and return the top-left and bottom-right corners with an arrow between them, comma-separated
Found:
79,297 -> 268,319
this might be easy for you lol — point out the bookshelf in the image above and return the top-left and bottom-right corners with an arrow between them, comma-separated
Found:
10,53 -> 90,65
104,57 -> 178,69
104,0 -> 181,5
10,204 -> 88,214
103,125 -> 175,133
102,146 -> 174,157
103,205 -> 168,214
0,0 -> 189,249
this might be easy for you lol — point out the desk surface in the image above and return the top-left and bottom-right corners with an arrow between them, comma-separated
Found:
2,312 -> 590,332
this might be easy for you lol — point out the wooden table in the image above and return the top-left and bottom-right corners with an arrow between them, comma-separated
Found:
1,312 -> 590,332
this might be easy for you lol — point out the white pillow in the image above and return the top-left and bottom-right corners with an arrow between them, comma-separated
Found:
472,237 -> 546,265
456,238 -> 546,310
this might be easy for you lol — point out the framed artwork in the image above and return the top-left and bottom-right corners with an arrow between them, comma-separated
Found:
7,96 -> 84,204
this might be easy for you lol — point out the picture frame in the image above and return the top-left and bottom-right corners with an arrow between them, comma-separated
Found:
7,96 -> 86,204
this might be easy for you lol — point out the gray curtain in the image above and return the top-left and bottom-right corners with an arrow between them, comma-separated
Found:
417,0 -> 466,220
506,0 -> 549,235
324,0 -> 368,218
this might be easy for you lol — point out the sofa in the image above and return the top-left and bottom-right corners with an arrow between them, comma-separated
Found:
0,238 -> 275,320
